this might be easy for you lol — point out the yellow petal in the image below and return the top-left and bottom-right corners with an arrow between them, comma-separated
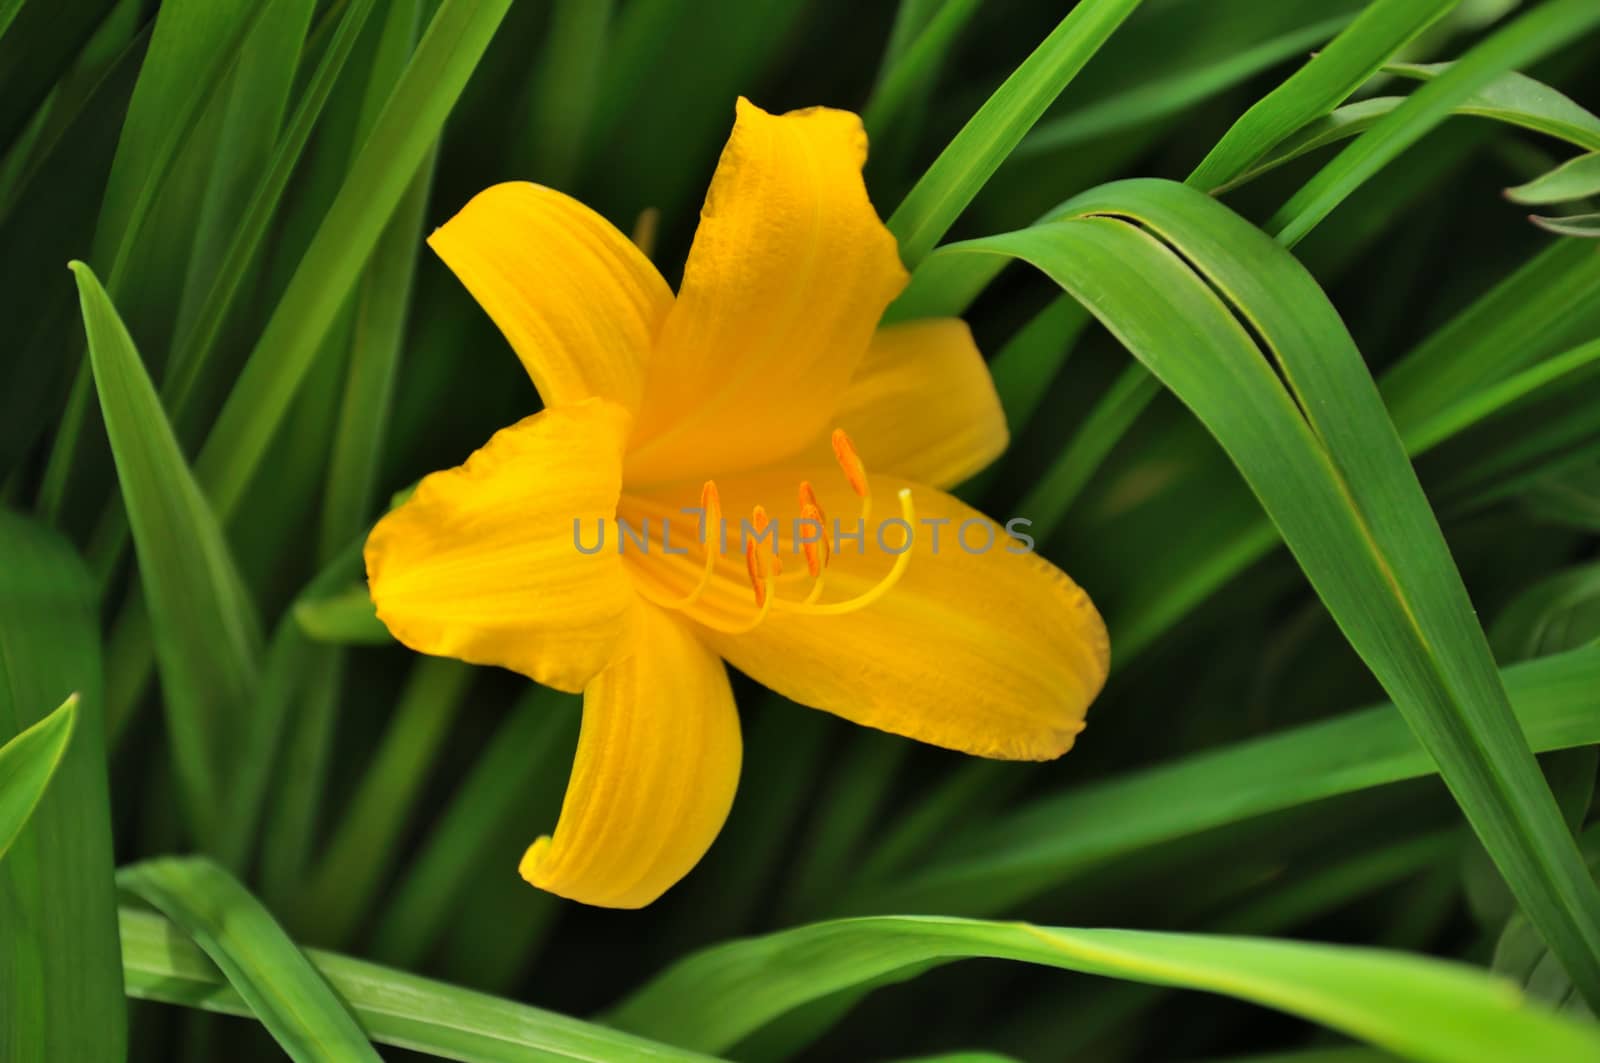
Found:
625,468 -> 1107,759
626,98 -> 909,484
366,400 -> 634,693
428,182 -> 673,413
520,601 -> 741,908
829,318 -> 1008,489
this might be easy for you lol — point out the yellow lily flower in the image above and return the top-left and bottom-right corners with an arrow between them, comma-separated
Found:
365,98 -> 1110,909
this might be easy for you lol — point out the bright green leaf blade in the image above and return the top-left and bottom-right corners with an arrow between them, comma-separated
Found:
847,644 -> 1600,916
0,693 -> 77,863
119,905 -> 719,1062
1381,236 -> 1600,436
71,260 -> 262,848
608,916 -> 1600,1062
908,190 -> 1600,1004
0,510 -> 125,1063
1188,0 -> 1458,190
1508,150 -> 1600,204
192,0 -> 513,522
118,857 -> 382,1063
885,0 -> 1144,270
1402,337 -> 1600,455
1267,0 -> 1600,245
1223,73 -> 1600,194
1382,58 -> 1600,148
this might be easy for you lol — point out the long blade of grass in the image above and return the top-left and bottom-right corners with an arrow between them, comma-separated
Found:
1267,0 -> 1600,246
1220,85 -> 1600,195
369,686 -> 578,968
912,188 -> 1600,1003
38,0 -> 279,519
608,916 -> 1600,1062
846,644 -> 1600,916
1187,0 -> 1459,190
71,260 -> 261,849
192,0 -> 514,522
862,0 -> 981,144
1015,12 -> 1354,159
0,510 -> 124,1063
118,857 -> 382,1062
293,658 -> 474,946
318,146 -> 432,560
885,0 -> 1144,269
0,694 -> 77,863
119,906 -> 719,1062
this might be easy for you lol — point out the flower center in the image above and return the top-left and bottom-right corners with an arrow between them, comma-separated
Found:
636,429 -> 915,634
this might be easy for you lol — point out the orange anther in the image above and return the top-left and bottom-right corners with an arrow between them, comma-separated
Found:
831,428 -> 869,498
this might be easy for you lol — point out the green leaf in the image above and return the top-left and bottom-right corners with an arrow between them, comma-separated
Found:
37,0 -> 279,519
0,0 -> 116,153
118,857 -> 383,1063
119,904 -> 717,1062
847,644 -> 1600,916
1016,11 -> 1353,158
318,148 -> 432,559
1381,237 -> 1600,431
863,0 -> 982,144
1530,211 -> 1600,238
1187,0 -> 1458,190
1221,79 -> 1600,195
369,685 -> 579,968
1016,362 -> 1161,542
1492,561 -> 1600,662
0,693 -> 77,863
191,0 -> 514,522
294,658 -> 473,945
885,0 -> 1145,270
1267,0 -> 1600,246
1507,150 -> 1600,205
293,583 -> 391,645
0,510 -> 124,1063
520,0 -> 612,186
608,916 -> 1600,1062
902,181 -> 1600,1005
71,260 -> 261,849
160,0 -> 382,432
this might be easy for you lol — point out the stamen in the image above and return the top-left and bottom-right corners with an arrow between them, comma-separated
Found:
744,539 -> 767,607
798,503 -> 827,578
831,429 -> 869,497
798,501 -> 828,605
777,487 -> 915,617
752,504 -> 783,574
831,428 -> 872,523
646,480 -> 720,608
